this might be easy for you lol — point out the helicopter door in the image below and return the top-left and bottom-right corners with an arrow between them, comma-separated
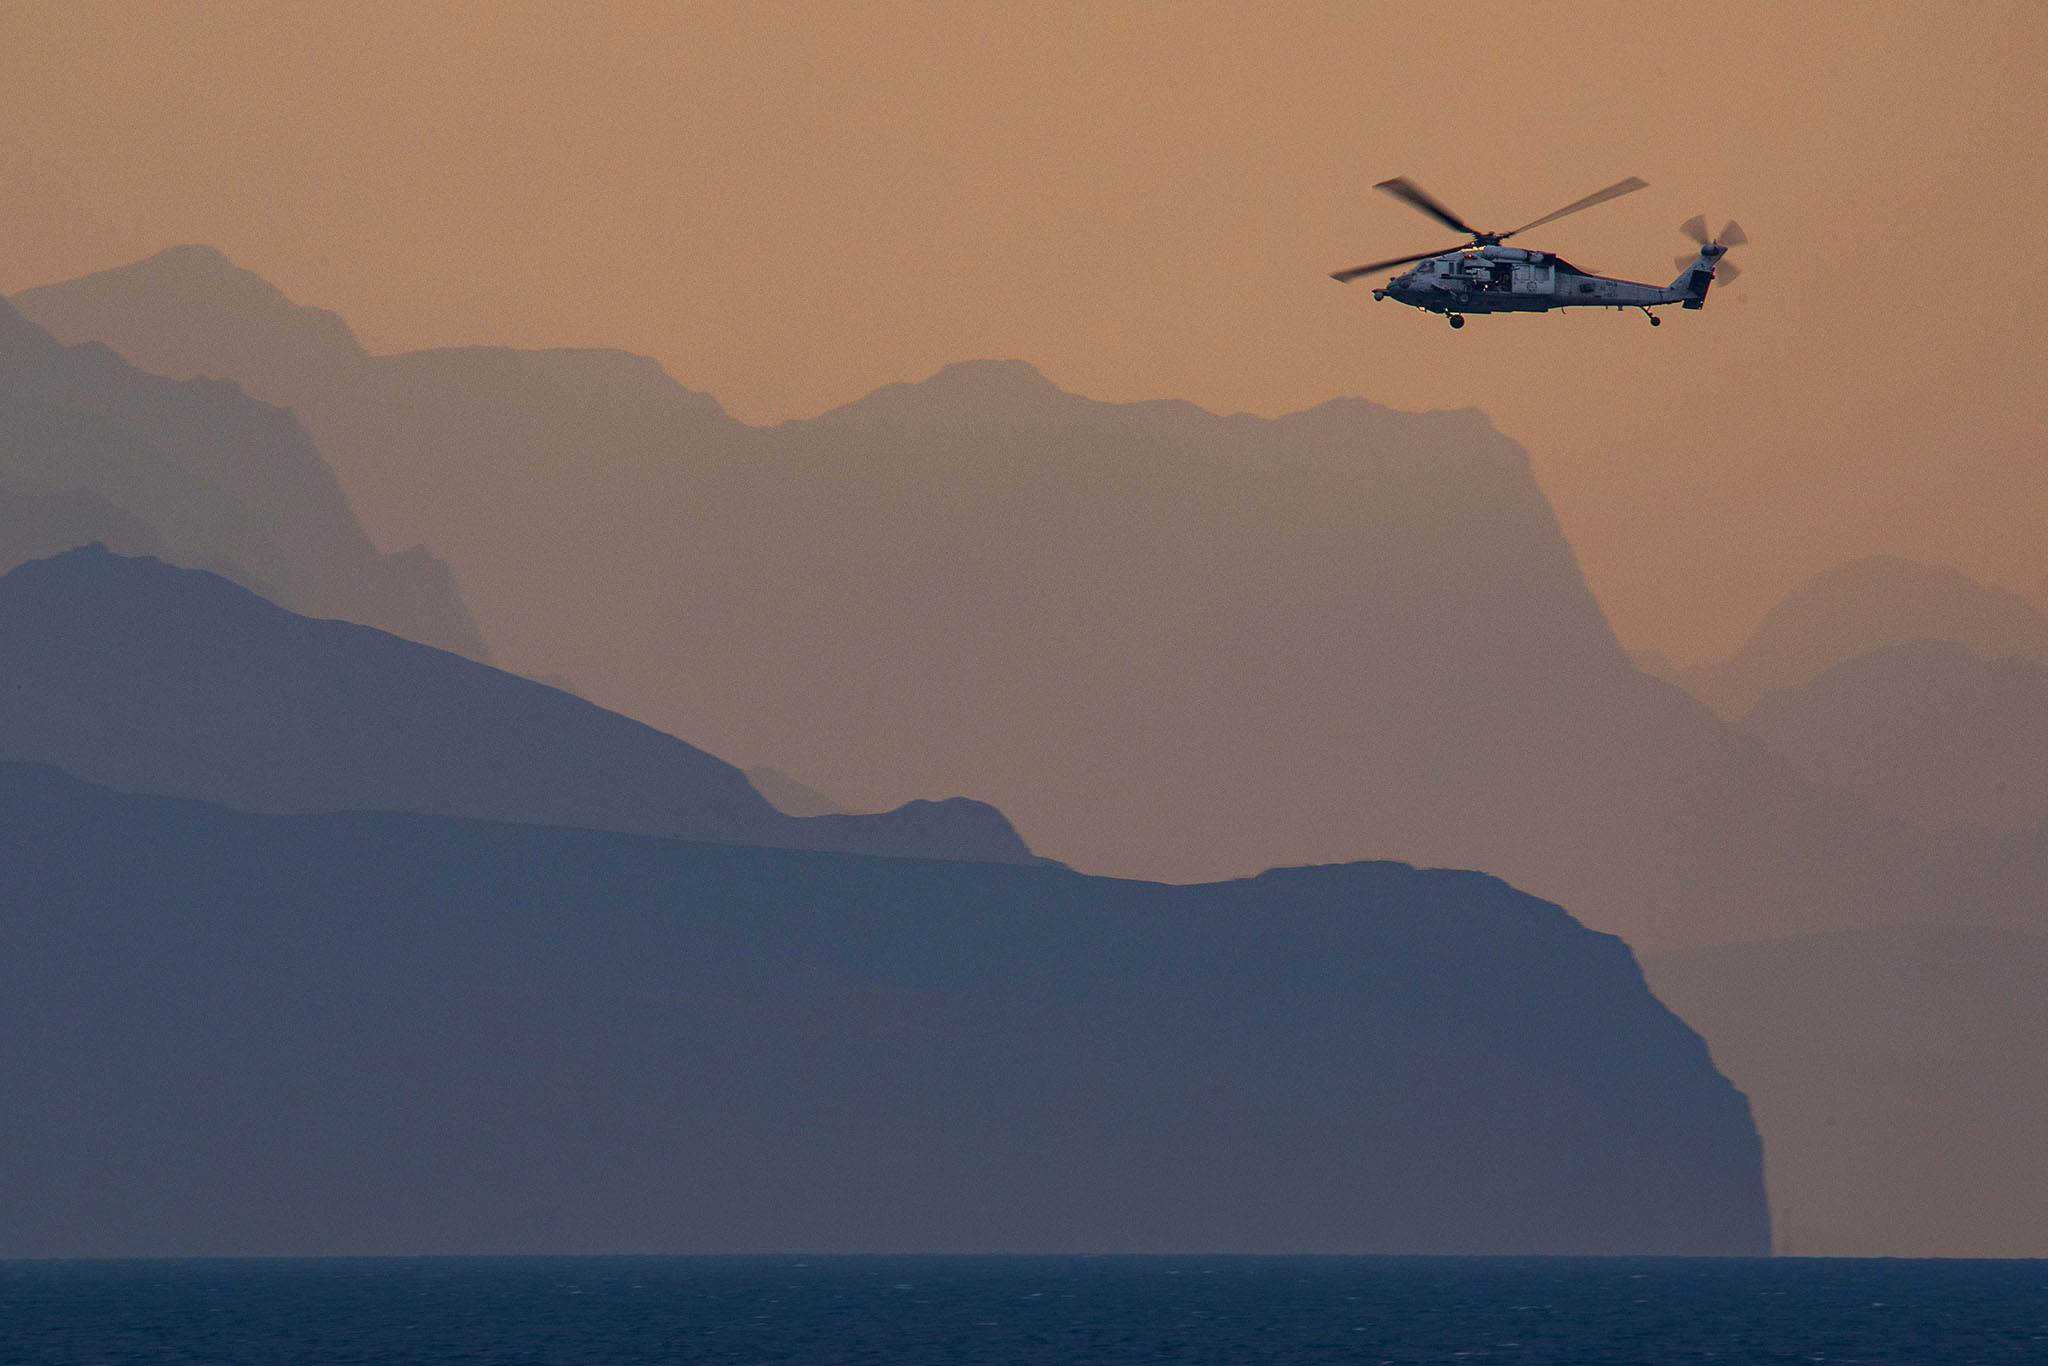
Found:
1513,263 -> 1555,294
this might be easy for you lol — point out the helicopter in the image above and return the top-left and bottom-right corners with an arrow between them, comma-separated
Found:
1331,176 -> 1745,328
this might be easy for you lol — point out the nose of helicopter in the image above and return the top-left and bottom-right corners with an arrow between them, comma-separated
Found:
1380,275 -> 1420,303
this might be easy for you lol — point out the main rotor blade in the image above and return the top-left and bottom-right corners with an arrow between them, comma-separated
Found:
1330,247 -> 1457,282
1679,214 -> 1710,245
1373,178 -> 1481,237
1717,220 -> 1748,247
1505,176 -> 1648,238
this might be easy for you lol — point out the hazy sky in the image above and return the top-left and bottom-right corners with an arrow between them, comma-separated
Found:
5,1 -> 2043,662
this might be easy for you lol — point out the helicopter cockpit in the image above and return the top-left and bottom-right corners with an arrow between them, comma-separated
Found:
1402,251 -> 1504,290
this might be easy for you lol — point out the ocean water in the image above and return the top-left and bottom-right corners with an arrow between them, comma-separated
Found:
2,1255 -> 2044,1364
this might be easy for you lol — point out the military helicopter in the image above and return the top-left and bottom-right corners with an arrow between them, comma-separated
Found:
1331,176 -> 1745,328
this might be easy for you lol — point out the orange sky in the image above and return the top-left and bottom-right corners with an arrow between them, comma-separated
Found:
5,0 -> 2044,663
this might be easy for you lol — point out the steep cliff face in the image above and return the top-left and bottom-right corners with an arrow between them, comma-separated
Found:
1646,924 -> 2048,1257
0,546 -> 1044,866
0,289 -> 489,661
0,762 -> 1769,1258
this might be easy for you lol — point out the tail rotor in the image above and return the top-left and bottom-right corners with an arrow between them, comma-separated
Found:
1676,217 -> 1747,283
1671,217 -> 1747,307
1675,253 -> 1741,283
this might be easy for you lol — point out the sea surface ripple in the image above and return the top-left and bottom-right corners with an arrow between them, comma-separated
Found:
2,1255 -> 2044,1364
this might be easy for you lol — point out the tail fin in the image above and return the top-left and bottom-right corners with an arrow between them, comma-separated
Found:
1671,218 -> 1745,309
1671,245 -> 1724,309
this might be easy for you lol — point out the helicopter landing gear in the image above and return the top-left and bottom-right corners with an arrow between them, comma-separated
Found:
1639,306 -> 1661,326
1447,314 -> 1465,329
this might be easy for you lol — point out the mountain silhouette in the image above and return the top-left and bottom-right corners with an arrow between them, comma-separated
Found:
2,483 -> 171,568
1743,638 -> 2048,832
1640,556 -> 2048,720
747,764 -> 850,816
15,244 -> 735,676
0,760 -> 1768,1257
1645,924 -> 2048,1257
19,249 -> 2048,955
0,287 -> 488,660
13,244 -> 369,399
0,546 -> 1045,866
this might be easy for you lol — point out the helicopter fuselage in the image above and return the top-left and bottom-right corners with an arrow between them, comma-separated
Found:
1329,176 -> 1740,327
1371,244 -> 1703,318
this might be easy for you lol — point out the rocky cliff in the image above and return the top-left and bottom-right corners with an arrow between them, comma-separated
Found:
0,762 -> 1769,1257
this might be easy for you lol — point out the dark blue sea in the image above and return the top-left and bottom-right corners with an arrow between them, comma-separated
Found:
2,1256 -> 2043,1364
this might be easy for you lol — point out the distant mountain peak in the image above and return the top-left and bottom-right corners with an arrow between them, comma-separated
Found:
142,243 -> 235,268
33,538 -> 191,573
922,357 -> 1062,392
10,539 -> 273,611
12,244 -> 370,382
1799,554 -> 2024,602
69,243 -> 335,317
830,358 -> 1070,418
52,243 -> 266,295
1666,554 -> 2048,719
1762,556 -> 2048,645
35,539 -> 122,567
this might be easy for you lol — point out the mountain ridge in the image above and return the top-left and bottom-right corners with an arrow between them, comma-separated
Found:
1641,556 -> 2048,719
16,248 -> 2048,954
1741,637 -> 2048,832
13,243 -> 369,383
0,544 -> 1047,866
0,289 -> 490,660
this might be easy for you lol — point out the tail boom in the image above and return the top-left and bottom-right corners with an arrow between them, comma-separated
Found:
1669,241 -> 1730,309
